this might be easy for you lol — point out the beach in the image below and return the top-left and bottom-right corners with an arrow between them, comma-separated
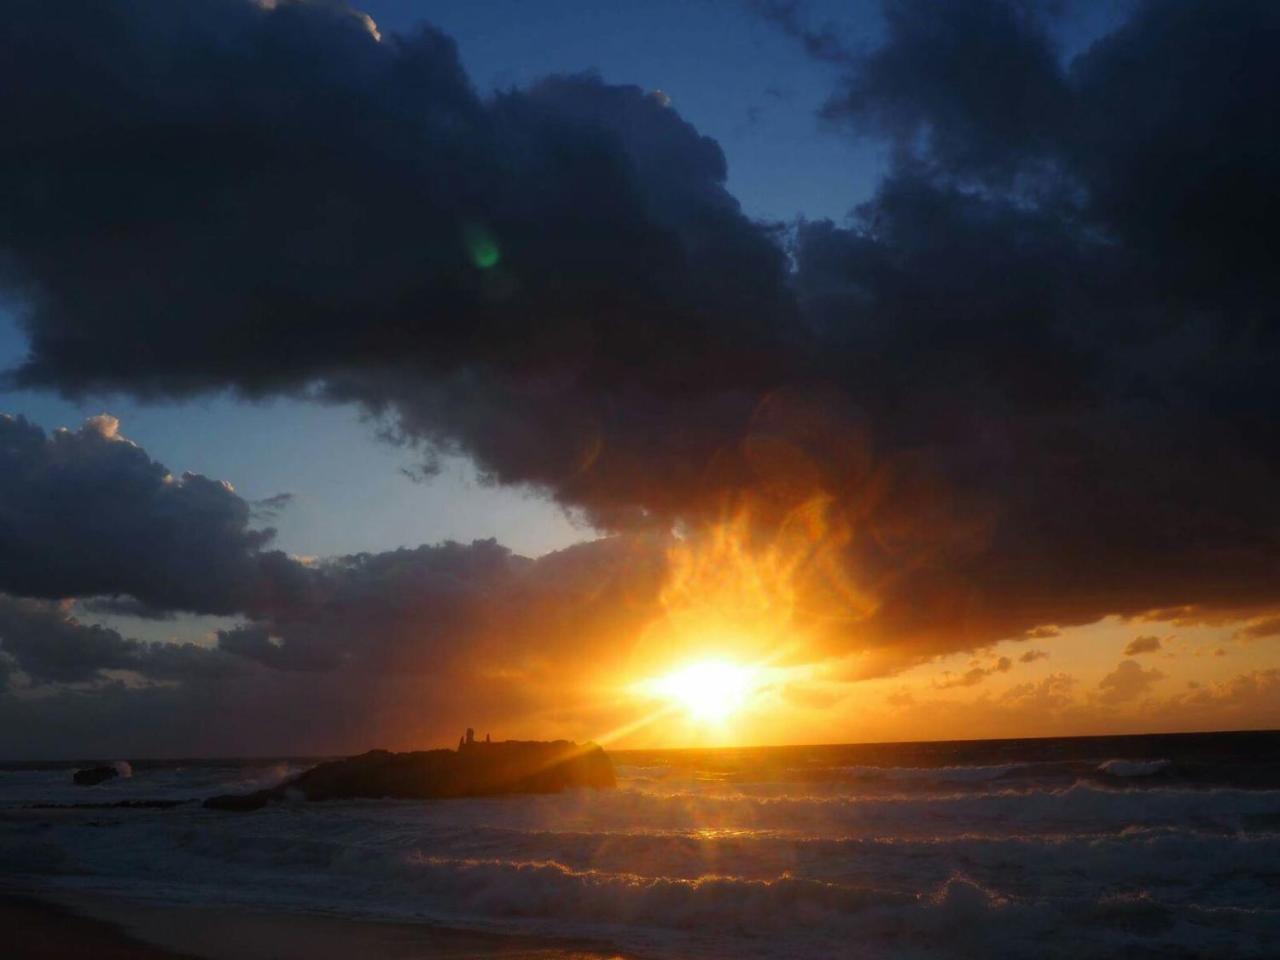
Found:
4,892 -> 196,960
3,889 -> 626,960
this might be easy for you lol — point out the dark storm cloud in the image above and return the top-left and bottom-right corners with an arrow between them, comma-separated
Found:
0,594 -> 241,686
0,416 -> 676,759
215,534 -> 668,678
772,0 -> 1280,659
806,0 -> 1280,311
0,413 -> 673,749
0,534 -> 671,756
0,413 -> 302,614
1,0 -> 797,529
1,0 -> 1279,682
749,1 -> 859,67
76,595 -> 179,621
0,493 -> 673,758
0,411 -> 670,697
0,598 -> 137,684
1068,1 -> 1280,307
213,539 -> 527,673
817,0 -> 1070,179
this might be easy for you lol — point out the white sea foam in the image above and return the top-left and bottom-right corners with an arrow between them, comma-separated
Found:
0,761 -> 300,808
838,763 -> 1021,782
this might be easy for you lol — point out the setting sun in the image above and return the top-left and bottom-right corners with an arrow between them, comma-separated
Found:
642,659 -> 759,723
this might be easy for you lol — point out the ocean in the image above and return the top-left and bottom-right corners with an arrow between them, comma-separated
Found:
2,731 -> 1278,958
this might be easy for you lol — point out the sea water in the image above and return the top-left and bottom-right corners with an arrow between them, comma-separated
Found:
2,732 -> 1278,958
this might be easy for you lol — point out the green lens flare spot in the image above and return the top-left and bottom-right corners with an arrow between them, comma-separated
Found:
463,224 -> 500,269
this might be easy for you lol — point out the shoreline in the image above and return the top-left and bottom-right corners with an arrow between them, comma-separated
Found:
2,892 -> 198,960
2,888 -> 629,960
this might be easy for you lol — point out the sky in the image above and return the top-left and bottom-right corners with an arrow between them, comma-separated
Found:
0,0 -> 1277,758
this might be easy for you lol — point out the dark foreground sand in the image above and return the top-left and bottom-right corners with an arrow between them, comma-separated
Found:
2,891 -> 629,960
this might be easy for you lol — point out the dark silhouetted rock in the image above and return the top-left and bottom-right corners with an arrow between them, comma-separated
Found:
203,791 -> 272,812
72,766 -> 119,786
204,739 -> 615,810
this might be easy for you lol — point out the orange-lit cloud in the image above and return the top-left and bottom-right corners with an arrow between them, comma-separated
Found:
1123,635 -> 1163,656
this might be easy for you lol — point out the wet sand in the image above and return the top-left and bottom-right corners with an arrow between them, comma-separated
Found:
2,890 -> 629,960
2,894 -> 199,959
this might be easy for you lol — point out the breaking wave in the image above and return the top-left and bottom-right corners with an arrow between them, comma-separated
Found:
836,763 -> 1023,782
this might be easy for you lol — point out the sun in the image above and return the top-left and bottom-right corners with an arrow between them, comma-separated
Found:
643,658 -> 759,723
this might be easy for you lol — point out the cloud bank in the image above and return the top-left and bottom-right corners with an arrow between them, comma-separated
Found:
0,414 -> 301,614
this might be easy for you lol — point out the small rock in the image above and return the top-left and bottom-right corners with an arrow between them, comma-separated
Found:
72,766 -> 119,786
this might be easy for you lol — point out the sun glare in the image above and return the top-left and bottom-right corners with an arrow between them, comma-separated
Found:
612,488 -> 868,745
645,659 -> 758,723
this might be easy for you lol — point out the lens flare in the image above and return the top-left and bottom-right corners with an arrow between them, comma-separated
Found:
463,223 -> 500,269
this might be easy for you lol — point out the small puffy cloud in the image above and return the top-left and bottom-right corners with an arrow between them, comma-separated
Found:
885,687 -> 915,707
1097,659 -> 1165,705
216,624 -> 332,673
1019,649 -> 1049,664
1000,673 -> 1077,712
1235,615 -> 1280,641
934,667 -> 988,689
251,493 -> 296,521
1123,635 -> 1162,656
934,655 -> 1012,689
1153,669 -> 1280,729
83,414 -> 121,440
1022,626 -> 1060,641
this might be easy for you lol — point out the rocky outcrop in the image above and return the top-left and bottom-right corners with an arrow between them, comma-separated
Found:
72,765 -> 119,786
204,739 -> 615,811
